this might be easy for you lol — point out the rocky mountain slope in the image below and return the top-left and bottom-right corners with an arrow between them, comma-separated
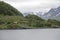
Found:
43,6 -> 60,20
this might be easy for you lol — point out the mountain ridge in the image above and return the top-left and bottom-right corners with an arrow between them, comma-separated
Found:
42,6 -> 60,20
0,1 -> 23,16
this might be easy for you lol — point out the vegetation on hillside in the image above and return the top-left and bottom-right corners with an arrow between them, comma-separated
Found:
25,14 -> 60,28
0,1 -> 23,16
0,1 -> 60,29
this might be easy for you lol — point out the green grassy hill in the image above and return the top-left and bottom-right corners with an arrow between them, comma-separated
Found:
25,14 -> 60,28
0,1 -> 60,29
0,1 -> 23,16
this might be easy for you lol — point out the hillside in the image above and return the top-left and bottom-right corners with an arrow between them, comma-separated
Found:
0,1 -> 60,29
0,1 -> 28,29
25,14 -> 44,20
25,14 -> 60,28
0,1 -> 23,16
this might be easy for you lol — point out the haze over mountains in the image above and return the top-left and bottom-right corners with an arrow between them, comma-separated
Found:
43,6 -> 60,20
23,6 -> 60,21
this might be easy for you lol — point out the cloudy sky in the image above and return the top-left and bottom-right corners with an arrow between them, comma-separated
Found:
0,0 -> 60,13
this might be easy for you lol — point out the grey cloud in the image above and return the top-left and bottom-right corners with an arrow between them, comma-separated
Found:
0,0 -> 60,13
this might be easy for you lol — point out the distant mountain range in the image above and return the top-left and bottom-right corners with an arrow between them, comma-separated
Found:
23,6 -> 60,21
23,12 -> 43,17
43,6 -> 60,20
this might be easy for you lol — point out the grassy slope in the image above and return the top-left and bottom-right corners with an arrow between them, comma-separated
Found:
0,1 -> 60,29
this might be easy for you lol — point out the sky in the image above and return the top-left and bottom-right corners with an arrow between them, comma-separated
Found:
0,0 -> 60,13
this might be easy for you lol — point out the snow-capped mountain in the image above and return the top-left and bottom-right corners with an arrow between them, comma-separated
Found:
35,12 -> 44,16
23,13 -> 29,16
43,6 -> 60,20
23,12 -> 43,17
23,6 -> 60,21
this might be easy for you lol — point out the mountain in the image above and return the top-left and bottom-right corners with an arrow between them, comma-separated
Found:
34,12 -> 44,16
23,12 -> 43,17
23,12 -> 34,16
43,6 -> 60,20
0,1 -> 23,16
53,14 -> 60,21
23,13 -> 29,16
25,14 -> 44,20
25,14 -> 45,27
0,1 -> 60,29
23,6 -> 60,21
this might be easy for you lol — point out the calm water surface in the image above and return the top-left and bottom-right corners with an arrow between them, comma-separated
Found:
0,29 -> 60,40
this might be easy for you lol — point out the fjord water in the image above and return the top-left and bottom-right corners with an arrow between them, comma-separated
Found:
0,29 -> 60,40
